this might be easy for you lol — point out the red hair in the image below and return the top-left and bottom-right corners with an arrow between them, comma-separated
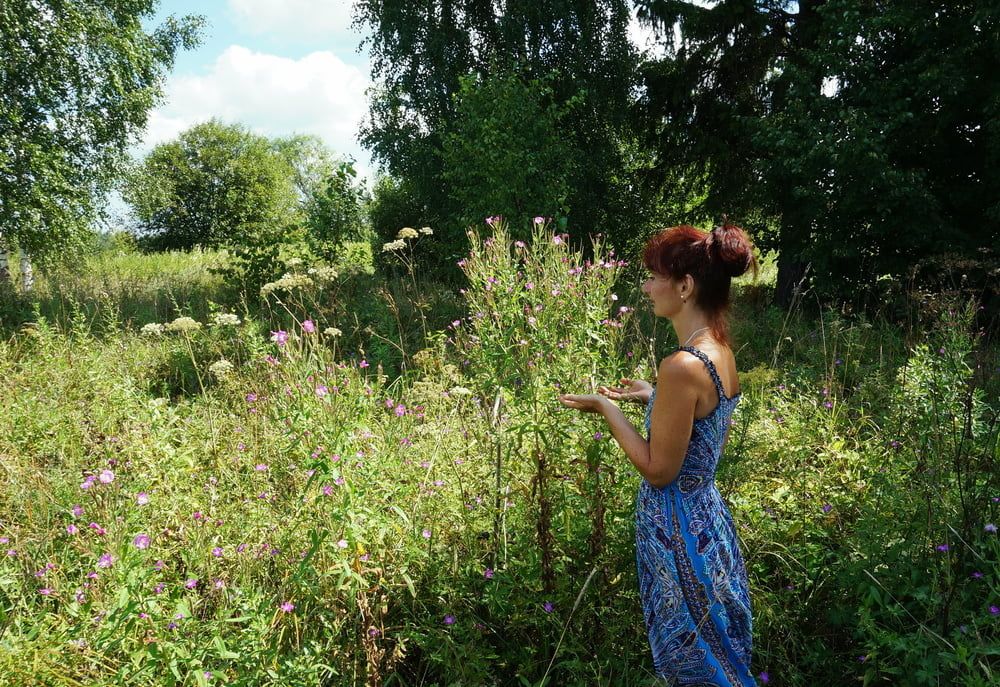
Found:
642,222 -> 759,348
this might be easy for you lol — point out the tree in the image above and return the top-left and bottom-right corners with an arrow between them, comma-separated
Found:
0,0 -> 203,288
441,71 -> 578,236
355,0 -> 640,274
124,120 -> 301,252
271,134 -> 369,259
634,0 -> 1000,308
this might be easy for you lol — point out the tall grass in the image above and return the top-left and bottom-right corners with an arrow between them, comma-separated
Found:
0,229 -> 996,686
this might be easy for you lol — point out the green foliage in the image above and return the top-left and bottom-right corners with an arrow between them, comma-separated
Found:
0,0 -> 203,264
356,0 -> 641,275
124,120 -> 301,254
0,236 -> 998,685
634,0 -> 1000,308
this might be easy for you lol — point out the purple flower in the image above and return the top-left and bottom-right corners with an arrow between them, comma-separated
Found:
280,600 -> 295,613
988,605 -> 999,616
985,523 -> 997,533
72,504 -> 84,517
821,503 -> 833,514
132,533 -> 151,550
97,553 -> 114,568
212,547 -> 224,558
184,578 -> 198,589
394,404 -> 406,417
533,216 -> 546,225
80,477 -> 94,490
302,319 -> 316,334
759,671 -> 770,684
484,568 -> 494,579
359,359 -> 369,369
270,330 -> 289,346
421,529 -> 431,539
246,393 -> 258,403
443,614 -> 455,625
971,571 -> 984,579
136,492 -> 150,505
935,544 -> 950,553
552,236 -> 562,245
823,401 -> 833,409
153,559 -> 166,571
39,588 -> 53,596
594,432 -> 603,440
322,485 -> 333,496
543,601 -> 554,613
255,464 -> 268,472
98,469 -> 115,484
66,524 -> 79,535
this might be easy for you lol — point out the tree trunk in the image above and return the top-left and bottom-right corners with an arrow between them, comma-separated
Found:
774,249 -> 808,308
20,251 -> 34,293
0,229 -> 8,285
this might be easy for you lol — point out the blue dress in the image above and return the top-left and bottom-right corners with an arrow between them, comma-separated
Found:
637,345 -> 755,685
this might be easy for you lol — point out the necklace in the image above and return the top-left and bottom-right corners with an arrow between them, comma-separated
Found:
681,326 -> 710,348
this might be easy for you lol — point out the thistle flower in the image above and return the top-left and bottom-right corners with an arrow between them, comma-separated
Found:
133,533 -> 151,550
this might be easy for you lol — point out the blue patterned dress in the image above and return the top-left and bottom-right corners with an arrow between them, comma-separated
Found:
637,345 -> 755,685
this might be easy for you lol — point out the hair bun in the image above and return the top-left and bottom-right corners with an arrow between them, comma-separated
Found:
708,222 -> 756,279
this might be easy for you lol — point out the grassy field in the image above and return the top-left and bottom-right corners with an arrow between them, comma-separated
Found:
0,232 -> 997,686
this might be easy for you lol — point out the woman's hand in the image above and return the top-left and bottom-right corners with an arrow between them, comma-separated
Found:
597,378 -> 653,405
558,393 -> 609,415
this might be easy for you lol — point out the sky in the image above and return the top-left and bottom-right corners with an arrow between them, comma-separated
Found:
124,0 -> 665,211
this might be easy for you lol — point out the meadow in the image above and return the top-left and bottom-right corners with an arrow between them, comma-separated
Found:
0,226 -> 996,686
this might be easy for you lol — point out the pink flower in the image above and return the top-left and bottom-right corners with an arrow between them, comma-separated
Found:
359,359 -> 369,368
136,492 -> 150,506
97,553 -> 114,568
212,547 -> 224,558
132,533 -> 151,550
533,216 -> 545,225
98,470 -> 115,484
270,330 -> 289,346
280,600 -> 295,613
322,485 -> 333,496
184,578 -> 199,589
71,505 -> 84,517
66,524 -> 79,535
336,539 -> 348,549
484,568 -> 494,579
552,236 -> 562,245
39,588 -> 53,596
302,319 -> 316,334
443,614 -> 455,625
421,529 -> 431,539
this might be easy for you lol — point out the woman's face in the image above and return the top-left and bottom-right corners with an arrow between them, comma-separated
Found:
641,271 -> 681,318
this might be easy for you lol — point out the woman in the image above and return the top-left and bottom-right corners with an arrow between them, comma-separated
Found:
559,222 -> 759,685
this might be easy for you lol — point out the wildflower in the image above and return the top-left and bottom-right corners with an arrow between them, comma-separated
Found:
485,216 -> 499,226
322,485 -> 334,496
80,476 -> 95,490
97,553 -> 114,568
315,385 -> 328,397
986,523 -> 997,533
212,547 -> 224,558
396,227 -> 419,239
759,672 -> 770,684
381,239 -> 406,252
553,236 -> 562,245
594,432 -> 603,440
271,330 -> 289,346
334,477 -> 345,486
72,505 -> 84,517
140,322 -> 165,336
822,504 -> 832,514
280,601 -> 295,613
302,319 -> 316,333
132,533 -> 151,550
359,359 -> 369,369
533,216 -> 546,225
394,404 -> 406,417
209,359 -> 235,378
484,568 -> 494,579
136,492 -> 150,506
165,316 -> 201,333
443,614 -> 455,625
153,560 -> 166,571
210,312 -> 241,327
184,578 -> 199,589
422,529 -> 431,539
153,582 -> 165,594
972,571 -> 984,579
991,606 -> 1000,617
255,464 -> 268,472
543,601 -> 554,613
823,401 -> 833,409
324,327 -> 342,337
337,539 -> 348,549
936,544 -> 950,552
39,588 -> 53,596
525,281 -> 534,290
66,524 -> 78,535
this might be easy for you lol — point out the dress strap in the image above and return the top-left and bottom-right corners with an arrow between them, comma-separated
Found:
676,346 -> 726,402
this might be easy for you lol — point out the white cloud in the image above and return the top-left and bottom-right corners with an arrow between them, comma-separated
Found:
227,0 -> 360,42
139,45 -> 374,181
